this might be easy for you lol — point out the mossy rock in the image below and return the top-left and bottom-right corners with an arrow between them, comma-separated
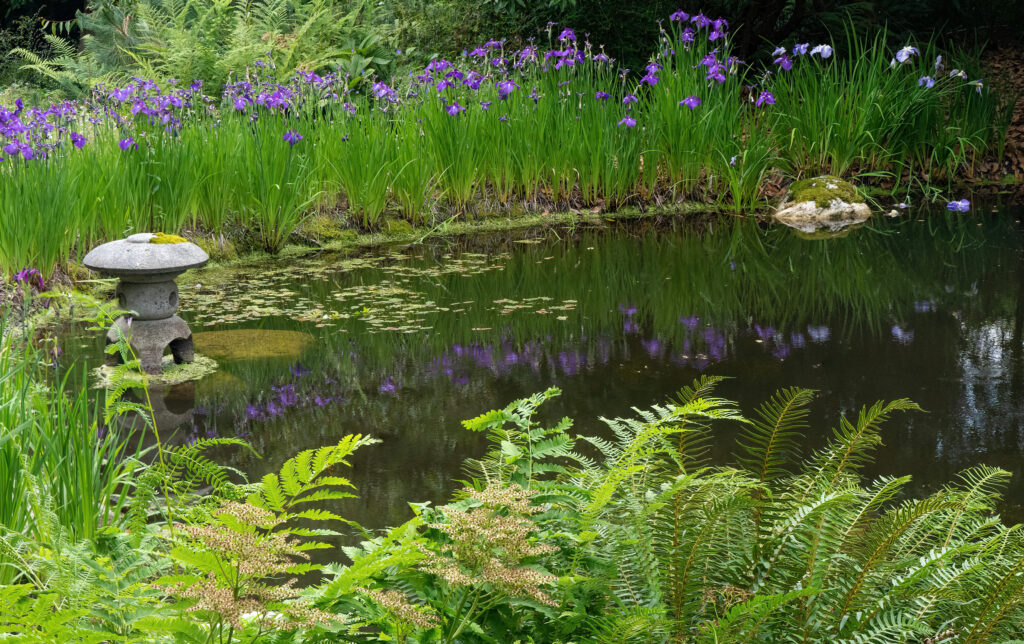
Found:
193,329 -> 313,361
149,232 -> 189,245
299,214 -> 354,242
793,222 -> 865,240
788,175 -> 864,208
93,355 -> 219,388
383,218 -> 415,235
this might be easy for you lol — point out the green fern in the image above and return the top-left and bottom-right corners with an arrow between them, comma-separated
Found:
247,433 -> 378,528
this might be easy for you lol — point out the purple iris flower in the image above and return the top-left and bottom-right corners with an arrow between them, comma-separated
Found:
918,76 -> 935,88
618,115 -> 637,127
283,129 -> 302,145
705,65 -> 726,83
426,58 -> 451,73
593,52 -> 610,63
946,199 -> 970,212
118,136 -> 135,151
558,27 -> 576,41
681,27 -> 695,42
793,43 -> 809,55
680,95 -> 701,109
380,378 -> 397,394
595,91 -> 611,101
894,45 -> 919,64
372,81 -> 397,100
622,94 -> 638,105
233,96 -> 248,111
772,46 -> 786,56
480,100 -> 492,110
690,13 -> 710,27
70,132 -> 86,148
446,101 -> 465,115
669,9 -> 689,21
755,91 -> 775,107
810,44 -> 833,58
641,73 -> 659,86
496,79 -> 519,98
773,54 -> 793,71
13,268 -> 41,286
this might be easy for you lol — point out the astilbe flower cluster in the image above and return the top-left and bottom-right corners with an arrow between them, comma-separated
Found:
171,502 -> 341,631
419,484 -> 558,606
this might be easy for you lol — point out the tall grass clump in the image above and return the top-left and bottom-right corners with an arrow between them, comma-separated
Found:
0,316 -> 145,585
0,9 -> 1014,277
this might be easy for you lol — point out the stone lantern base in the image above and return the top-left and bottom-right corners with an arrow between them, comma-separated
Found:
105,315 -> 195,374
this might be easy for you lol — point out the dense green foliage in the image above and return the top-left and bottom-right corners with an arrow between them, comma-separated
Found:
1,17 -> 1012,278
2,297 -> 1024,640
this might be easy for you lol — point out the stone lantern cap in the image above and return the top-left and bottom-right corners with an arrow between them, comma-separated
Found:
83,233 -> 208,279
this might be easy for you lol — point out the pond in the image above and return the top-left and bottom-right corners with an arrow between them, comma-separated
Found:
61,207 -> 1024,529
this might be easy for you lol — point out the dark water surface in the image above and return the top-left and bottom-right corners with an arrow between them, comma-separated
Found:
64,209 -> 1024,527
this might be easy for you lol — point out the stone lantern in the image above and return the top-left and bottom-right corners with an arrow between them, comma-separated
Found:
83,233 -> 209,374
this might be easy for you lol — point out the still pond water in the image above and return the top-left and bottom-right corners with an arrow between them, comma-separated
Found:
65,208 -> 1024,527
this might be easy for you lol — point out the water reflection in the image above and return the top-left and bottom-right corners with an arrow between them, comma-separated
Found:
63,210 -> 1024,527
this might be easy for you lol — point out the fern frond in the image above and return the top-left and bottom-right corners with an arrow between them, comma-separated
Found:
736,387 -> 815,485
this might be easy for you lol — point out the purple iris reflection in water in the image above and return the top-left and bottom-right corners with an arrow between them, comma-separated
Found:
273,384 -> 298,407
891,325 -> 915,344
557,351 -> 582,376
754,324 -> 775,343
807,325 -> 831,343
703,328 -> 728,361
642,338 -> 664,358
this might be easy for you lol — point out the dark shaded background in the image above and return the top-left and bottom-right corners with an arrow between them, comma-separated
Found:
4,0 -> 1024,92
